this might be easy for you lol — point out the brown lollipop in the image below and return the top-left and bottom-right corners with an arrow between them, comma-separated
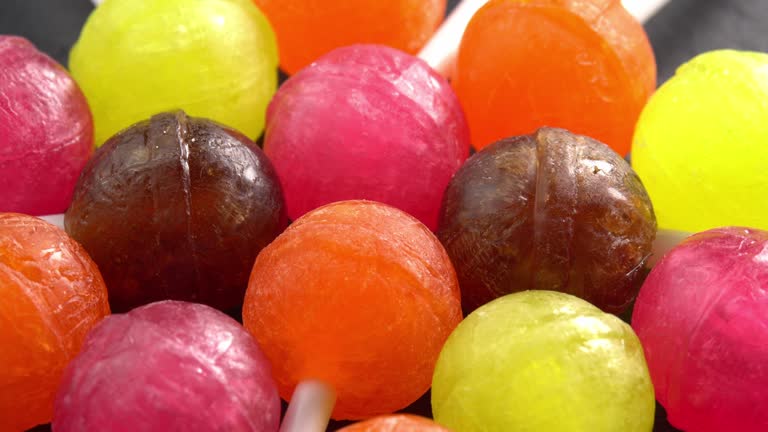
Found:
438,127 -> 656,314
65,111 -> 287,312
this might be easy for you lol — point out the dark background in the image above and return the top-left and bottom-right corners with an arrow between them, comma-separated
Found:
1,0 -> 766,431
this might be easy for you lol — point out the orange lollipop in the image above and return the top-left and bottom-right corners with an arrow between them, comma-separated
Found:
254,0 -> 446,74
0,213 -> 110,431
338,414 -> 452,431
454,0 -> 655,153
242,201 -> 462,422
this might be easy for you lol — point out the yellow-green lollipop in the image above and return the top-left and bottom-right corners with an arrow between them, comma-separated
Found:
70,0 -> 277,145
632,50 -> 768,233
431,291 -> 655,432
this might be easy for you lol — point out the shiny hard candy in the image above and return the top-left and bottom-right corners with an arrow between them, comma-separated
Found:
438,127 -> 656,314
264,44 -> 470,230
338,414 -> 452,431
243,201 -> 462,419
432,291 -> 655,432
0,36 -> 93,215
65,111 -> 286,312
632,227 -> 768,432
0,213 -> 109,431
53,301 -> 280,432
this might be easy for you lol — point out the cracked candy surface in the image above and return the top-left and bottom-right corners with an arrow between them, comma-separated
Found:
65,111 -> 286,313
53,301 -> 280,432
0,213 -> 109,431
432,291 -> 655,432
0,36 -> 93,215
438,127 -> 656,314
456,0 -> 655,153
632,228 -> 768,432
254,0 -> 445,74
69,0 -> 278,145
243,200 -> 462,419
338,414 -> 452,431
264,44 -> 470,231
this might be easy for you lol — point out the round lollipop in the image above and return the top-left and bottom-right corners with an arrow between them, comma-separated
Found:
265,44 -> 469,230
438,127 -> 656,314
453,0 -> 655,152
53,301 -> 280,431
65,111 -> 286,312
632,227 -> 768,432
432,291 -> 655,432
0,213 -> 109,431
632,50 -> 768,233
254,0 -> 445,74
0,36 -> 93,215
243,200 -> 462,422
338,415 -> 451,431
69,0 -> 277,145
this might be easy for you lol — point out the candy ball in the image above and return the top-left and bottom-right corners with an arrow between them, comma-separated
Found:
438,127 -> 656,314
338,414 -> 451,431
0,213 -> 109,431
632,50 -> 768,233
254,0 -> 445,74
455,0 -> 655,152
432,291 -> 655,432
70,0 -> 278,145
265,45 -> 469,230
53,301 -> 280,431
65,111 -> 286,312
632,227 -> 768,432
0,36 -> 93,215
243,200 -> 462,419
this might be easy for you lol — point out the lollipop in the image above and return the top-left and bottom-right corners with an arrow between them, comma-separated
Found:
338,415 -> 451,431
265,44 -> 470,230
243,200 -> 462,425
53,301 -> 280,431
432,291 -> 655,432
632,227 -> 768,432
438,127 -> 656,314
65,111 -> 286,312
0,36 -> 93,215
69,0 -> 278,145
450,0 -> 655,152
254,0 -> 445,74
632,50 -> 768,233
0,213 -> 109,431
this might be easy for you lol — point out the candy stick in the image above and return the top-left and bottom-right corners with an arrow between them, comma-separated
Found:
279,381 -> 336,432
418,0 -> 674,76
39,214 -> 65,229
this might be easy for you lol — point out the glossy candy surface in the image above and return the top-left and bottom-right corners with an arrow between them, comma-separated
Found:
0,213 -> 109,431
338,414 -> 452,431
70,0 -> 278,145
265,45 -> 469,230
254,0 -> 445,74
243,201 -> 462,419
0,36 -> 93,215
632,50 -> 768,233
432,291 -> 655,432
455,0 -> 655,152
53,301 -> 280,431
632,227 -> 768,432
438,128 -> 656,314
65,111 -> 286,312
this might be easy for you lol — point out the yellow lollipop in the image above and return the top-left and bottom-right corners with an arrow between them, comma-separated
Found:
70,0 -> 277,145
632,50 -> 768,232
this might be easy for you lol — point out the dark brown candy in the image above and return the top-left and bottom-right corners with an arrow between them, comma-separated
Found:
65,111 -> 287,312
438,127 -> 656,314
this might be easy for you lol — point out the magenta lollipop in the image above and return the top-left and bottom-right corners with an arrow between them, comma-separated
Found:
53,301 -> 280,432
632,227 -> 768,432
264,44 -> 470,230
0,36 -> 93,215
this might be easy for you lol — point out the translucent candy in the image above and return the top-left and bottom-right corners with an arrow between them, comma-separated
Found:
338,414 -> 451,431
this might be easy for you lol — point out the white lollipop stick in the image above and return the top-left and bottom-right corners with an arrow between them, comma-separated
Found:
279,381 -> 336,432
418,0 -> 673,76
39,214 -> 65,229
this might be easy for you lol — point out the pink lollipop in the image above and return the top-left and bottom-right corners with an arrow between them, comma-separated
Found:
264,44 -> 469,230
0,36 -> 93,215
